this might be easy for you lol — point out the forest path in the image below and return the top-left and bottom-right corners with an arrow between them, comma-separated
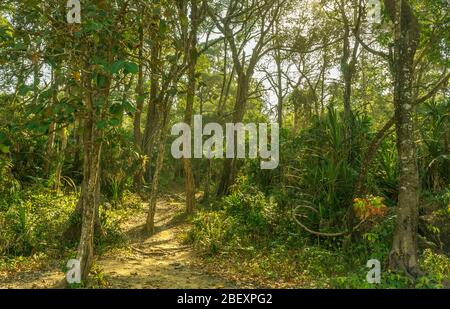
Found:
0,193 -> 238,289
95,193 -> 237,288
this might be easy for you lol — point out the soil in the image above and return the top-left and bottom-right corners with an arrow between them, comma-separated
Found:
0,193 -> 239,289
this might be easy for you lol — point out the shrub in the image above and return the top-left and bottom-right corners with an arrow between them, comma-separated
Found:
0,189 -> 77,256
189,210 -> 237,255
223,177 -> 277,236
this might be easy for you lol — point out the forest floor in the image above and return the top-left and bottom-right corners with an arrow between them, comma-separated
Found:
0,193 -> 242,289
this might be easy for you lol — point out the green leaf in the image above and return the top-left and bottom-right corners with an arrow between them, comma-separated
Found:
122,100 -> 136,113
110,61 -> 138,75
0,144 -> 10,154
0,132 -> 7,144
159,19 -> 168,35
18,84 -> 33,96
109,118 -> 121,127
109,103 -> 123,116
110,60 -> 126,74
96,120 -> 108,130
84,21 -> 103,32
25,120 -> 50,134
124,62 -> 139,74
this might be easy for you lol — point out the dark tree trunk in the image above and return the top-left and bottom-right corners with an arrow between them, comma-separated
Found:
216,73 -> 249,196
338,0 -> 359,123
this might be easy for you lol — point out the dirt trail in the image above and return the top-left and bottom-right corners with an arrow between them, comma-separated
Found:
96,194 -> 237,288
0,194 -> 238,289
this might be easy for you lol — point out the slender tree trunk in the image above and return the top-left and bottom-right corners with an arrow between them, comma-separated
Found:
43,68 -> 59,176
43,121 -> 56,176
142,5 -> 161,184
355,118 -> 395,195
54,126 -> 68,191
182,146 -> 196,214
204,158 -> 211,201
339,0 -> 359,123
218,66 -> 235,116
74,30 -> 114,280
275,46 -> 283,129
133,17 -> 145,193
76,111 -> 102,282
146,110 -> 170,234
217,40 -> 228,116
182,0 -> 200,214
338,0 -> 361,234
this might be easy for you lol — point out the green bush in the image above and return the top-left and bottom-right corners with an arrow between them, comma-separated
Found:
420,249 -> 450,286
0,189 -> 77,256
189,210 -> 237,255
223,177 -> 277,235
189,177 -> 281,254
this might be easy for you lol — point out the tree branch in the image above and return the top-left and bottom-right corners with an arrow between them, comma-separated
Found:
414,72 -> 450,105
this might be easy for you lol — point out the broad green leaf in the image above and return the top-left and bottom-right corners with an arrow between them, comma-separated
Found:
0,144 -> 10,154
124,62 -> 139,74
109,118 -> 121,127
96,120 -> 108,129
111,60 -> 126,74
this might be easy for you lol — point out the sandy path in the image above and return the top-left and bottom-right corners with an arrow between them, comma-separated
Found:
96,194 -> 237,288
0,194 -> 237,289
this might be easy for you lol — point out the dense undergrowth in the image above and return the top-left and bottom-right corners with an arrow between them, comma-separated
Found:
189,177 -> 450,288
0,180 -> 141,276
188,107 -> 450,289
1,104 -> 449,289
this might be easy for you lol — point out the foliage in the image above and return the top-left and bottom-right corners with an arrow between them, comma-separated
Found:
353,195 -> 388,221
0,0 -> 448,289
0,189 -> 77,257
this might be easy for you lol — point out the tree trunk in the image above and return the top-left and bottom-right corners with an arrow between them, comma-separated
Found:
216,73 -> 249,196
384,0 -> 422,277
146,113 -> 170,234
43,67 -> 59,176
74,42 -> 113,281
76,109 -> 103,282
133,16 -> 145,193
182,0 -> 200,214
182,156 -> 196,214
339,0 -> 359,123
54,126 -> 68,191
355,118 -> 395,195
43,121 -> 56,176
275,47 -> 283,129
142,7 -> 161,184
